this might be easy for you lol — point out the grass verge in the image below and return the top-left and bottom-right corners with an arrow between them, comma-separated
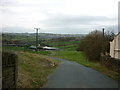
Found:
17,51 -> 60,88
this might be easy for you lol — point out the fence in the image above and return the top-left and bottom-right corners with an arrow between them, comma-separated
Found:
2,51 -> 18,89
101,54 -> 120,73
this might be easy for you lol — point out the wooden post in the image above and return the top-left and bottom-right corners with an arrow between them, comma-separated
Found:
102,28 -> 105,55
14,53 -> 18,88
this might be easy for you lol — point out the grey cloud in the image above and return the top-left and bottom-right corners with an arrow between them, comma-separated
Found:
42,15 -> 117,27
105,25 -> 118,34
2,27 -> 34,33
1,0 -> 117,34
2,25 -> 118,34
2,26 -> 92,34
0,0 -> 18,6
0,0 -> 62,8
39,15 -> 117,34
40,26 -> 92,34
1,8 -> 17,15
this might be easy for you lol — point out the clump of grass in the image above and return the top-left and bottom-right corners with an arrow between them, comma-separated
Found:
17,52 -> 60,88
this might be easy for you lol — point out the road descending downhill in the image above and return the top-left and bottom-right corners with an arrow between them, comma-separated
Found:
44,57 -> 119,88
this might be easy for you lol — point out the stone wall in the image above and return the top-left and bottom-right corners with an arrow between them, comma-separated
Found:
2,51 -> 18,89
101,55 -> 120,73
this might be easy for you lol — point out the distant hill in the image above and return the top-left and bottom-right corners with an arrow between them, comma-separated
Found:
2,33 -> 85,45
2,33 -> 85,39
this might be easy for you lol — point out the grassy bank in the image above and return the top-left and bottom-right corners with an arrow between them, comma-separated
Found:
53,51 -> 119,82
3,46 -> 60,88
17,52 -> 60,88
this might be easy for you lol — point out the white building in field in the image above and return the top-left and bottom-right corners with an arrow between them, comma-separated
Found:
110,32 -> 120,59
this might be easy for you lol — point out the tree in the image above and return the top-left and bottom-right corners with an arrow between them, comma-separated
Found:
77,30 -> 115,61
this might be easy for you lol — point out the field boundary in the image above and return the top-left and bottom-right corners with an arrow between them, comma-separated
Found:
2,51 -> 18,88
101,55 -> 120,73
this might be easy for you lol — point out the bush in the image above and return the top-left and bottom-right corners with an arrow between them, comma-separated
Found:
78,30 -> 115,61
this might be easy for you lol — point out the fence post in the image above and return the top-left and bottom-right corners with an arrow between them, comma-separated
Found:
14,53 -> 18,88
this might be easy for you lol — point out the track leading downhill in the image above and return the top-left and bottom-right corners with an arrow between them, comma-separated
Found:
45,57 -> 119,88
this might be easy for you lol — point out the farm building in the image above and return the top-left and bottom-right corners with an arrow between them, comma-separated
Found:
110,32 -> 120,59
42,46 -> 59,50
29,46 -> 59,51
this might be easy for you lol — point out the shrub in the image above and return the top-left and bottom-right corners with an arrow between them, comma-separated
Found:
78,30 -> 115,61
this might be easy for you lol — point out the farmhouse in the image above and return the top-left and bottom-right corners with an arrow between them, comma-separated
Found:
110,32 -> 120,59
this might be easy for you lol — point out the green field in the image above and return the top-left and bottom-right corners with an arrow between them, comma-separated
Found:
56,44 -> 78,51
3,46 -> 51,55
54,51 -> 97,67
3,39 -> 119,83
44,40 -> 80,51
28,50 -> 51,55
44,40 -> 80,46
3,46 -> 24,52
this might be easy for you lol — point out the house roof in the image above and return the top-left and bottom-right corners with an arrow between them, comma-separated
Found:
42,46 -> 58,50
114,32 -> 120,38
110,32 -> 120,43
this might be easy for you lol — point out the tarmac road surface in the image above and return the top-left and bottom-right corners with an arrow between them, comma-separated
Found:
45,57 -> 119,88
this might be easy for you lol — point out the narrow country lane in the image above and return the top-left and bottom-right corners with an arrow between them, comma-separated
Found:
45,57 -> 119,88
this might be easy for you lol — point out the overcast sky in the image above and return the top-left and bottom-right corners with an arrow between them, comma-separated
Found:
0,0 -> 119,34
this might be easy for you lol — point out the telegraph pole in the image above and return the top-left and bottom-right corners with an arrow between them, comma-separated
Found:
102,28 -> 105,55
34,28 -> 40,51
